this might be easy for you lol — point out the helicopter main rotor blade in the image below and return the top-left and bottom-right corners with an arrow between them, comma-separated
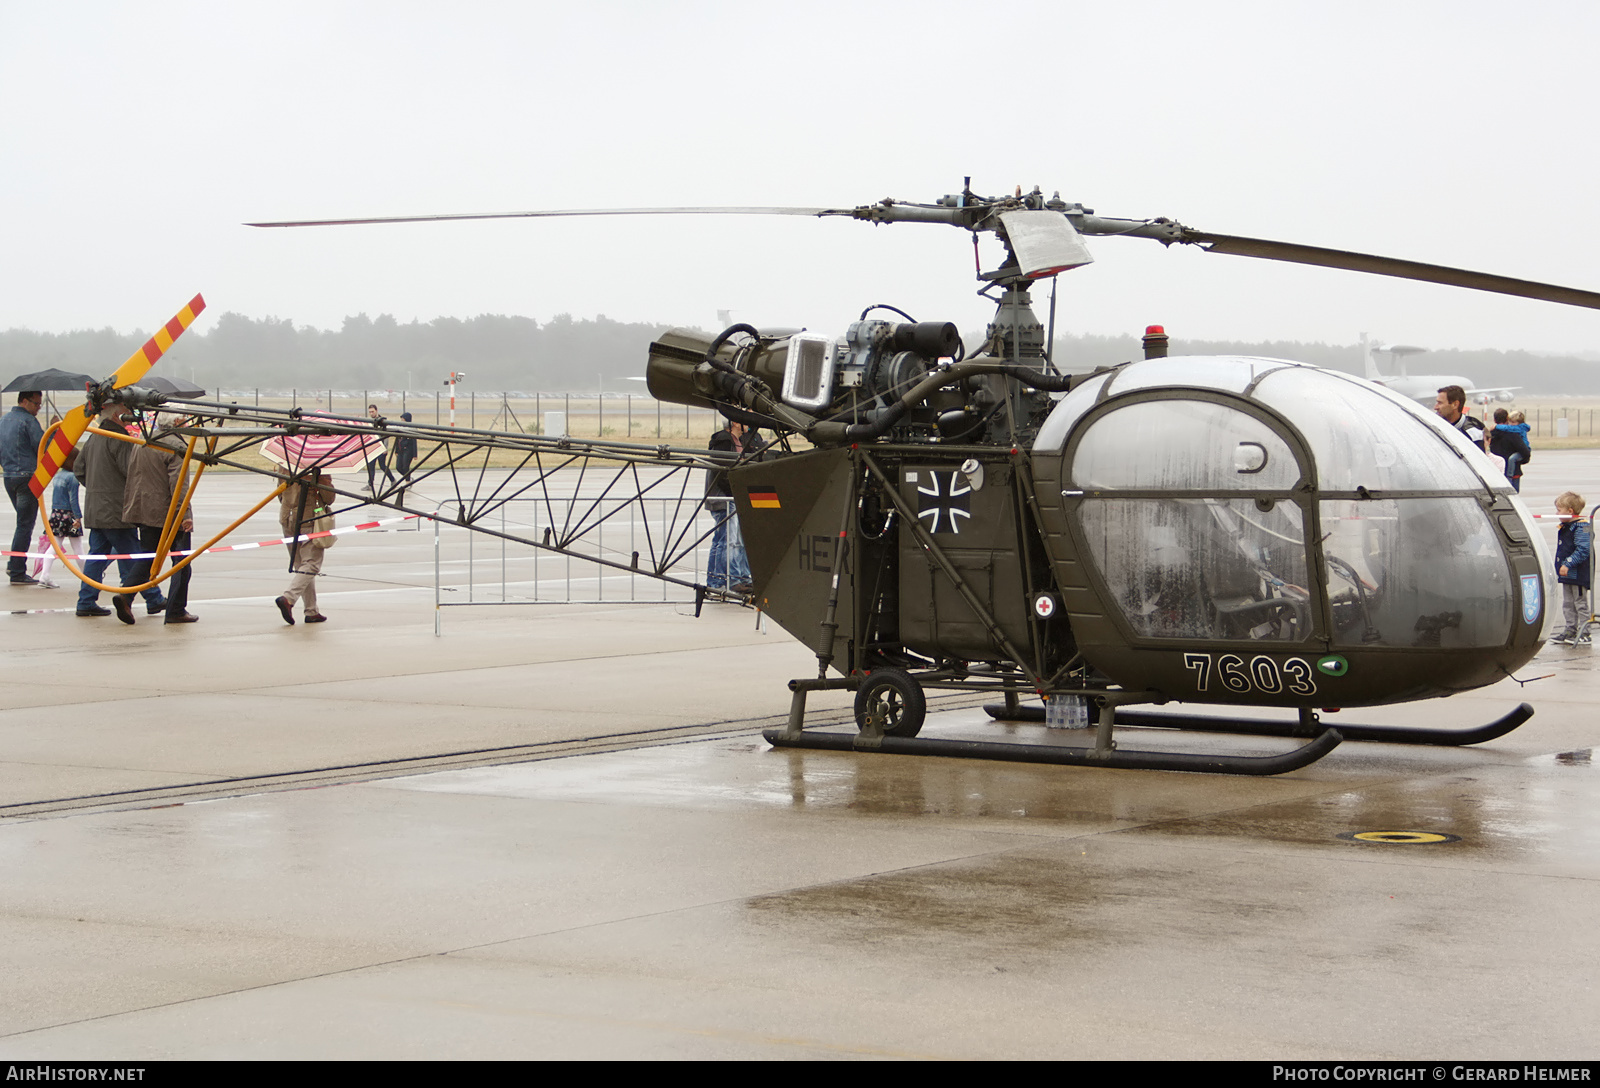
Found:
245,206 -> 856,228
245,192 -> 1600,310
1180,230 -> 1600,311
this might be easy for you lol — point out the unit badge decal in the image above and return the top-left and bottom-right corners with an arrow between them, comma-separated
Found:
1521,574 -> 1542,625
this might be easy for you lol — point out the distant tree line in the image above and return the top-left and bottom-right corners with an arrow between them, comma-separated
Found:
4,312 -> 1600,395
1053,333 -> 1600,394
0,312 -> 675,392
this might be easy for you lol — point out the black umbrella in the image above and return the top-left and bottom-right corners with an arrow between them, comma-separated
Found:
138,374 -> 206,399
2,368 -> 96,393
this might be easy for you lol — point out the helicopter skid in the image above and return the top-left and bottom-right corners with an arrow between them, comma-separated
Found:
982,702 -> 1533,746
762,725 -> 1343,776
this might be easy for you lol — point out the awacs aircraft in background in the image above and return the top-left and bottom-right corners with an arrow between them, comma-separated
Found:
1361,332 -> 1517,404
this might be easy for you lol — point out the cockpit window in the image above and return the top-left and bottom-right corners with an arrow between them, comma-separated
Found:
1071,399 -> 1301,491
1251,368 -> 1482,492
1079,498 -> 1311,641
1320,497 -> 1511,648
1053,360 -> 1518,649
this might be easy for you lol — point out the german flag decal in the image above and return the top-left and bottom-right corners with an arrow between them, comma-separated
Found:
748,486 -> 780,509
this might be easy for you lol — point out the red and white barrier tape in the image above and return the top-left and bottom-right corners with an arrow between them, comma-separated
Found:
3,514 -> 421,561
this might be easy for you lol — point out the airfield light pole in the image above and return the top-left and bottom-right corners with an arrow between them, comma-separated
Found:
443,371 -> 465,429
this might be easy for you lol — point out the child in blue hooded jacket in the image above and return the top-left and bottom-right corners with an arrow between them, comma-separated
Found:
1552,490 -> 1591,645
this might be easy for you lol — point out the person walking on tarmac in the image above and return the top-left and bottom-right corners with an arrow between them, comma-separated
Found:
123,435 -> 199,624
393,412 -> 418,484
275,471 -> 334,625
364,404 -> 394,495
75,404 -> 167,623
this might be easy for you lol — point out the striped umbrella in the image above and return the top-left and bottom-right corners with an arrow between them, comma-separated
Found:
260,415 -> 383,473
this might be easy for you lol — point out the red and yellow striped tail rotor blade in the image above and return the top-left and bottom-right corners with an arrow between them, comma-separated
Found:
31,293 -> 206,499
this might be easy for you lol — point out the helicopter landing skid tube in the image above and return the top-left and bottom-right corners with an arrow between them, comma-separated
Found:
982,702 -> 1534,746
762,725 -> 1343,775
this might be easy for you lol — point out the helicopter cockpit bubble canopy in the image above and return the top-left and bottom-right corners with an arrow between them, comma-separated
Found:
1032,358 -> 1551,702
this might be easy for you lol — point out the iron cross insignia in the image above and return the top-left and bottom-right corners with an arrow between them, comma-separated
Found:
915,470 -> 972,535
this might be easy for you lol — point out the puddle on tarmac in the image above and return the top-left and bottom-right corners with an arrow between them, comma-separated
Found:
1128,763 -> 1600,864
390,722 -> 1600,865
742,845 -> 1302,948
395,735 -> 1320,827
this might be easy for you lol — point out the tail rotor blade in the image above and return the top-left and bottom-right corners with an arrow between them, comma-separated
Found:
31,293 -> 206,499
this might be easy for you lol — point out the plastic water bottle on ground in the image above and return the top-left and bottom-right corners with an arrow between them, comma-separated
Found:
1047,695 -> 1091,729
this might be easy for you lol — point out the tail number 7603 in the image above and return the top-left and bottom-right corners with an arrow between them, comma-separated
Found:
1183,653 -> 1317,697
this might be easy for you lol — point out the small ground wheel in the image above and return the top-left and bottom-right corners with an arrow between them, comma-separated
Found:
854,668 -> 927,738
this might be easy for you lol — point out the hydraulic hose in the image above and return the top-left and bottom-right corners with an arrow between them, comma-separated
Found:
808,357 -> 1076,444
697,323 -> 819,435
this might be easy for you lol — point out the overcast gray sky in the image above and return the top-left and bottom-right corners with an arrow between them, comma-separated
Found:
4,0 -> 1599,356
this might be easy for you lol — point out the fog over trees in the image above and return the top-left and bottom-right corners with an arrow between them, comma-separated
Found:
0,312 -> 666,391
4,312 -> 1600,395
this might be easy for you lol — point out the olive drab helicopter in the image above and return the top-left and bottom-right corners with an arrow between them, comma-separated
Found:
42,181 -> 1600,775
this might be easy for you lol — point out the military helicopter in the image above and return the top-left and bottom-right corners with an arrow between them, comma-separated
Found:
42,181 -> 1600,774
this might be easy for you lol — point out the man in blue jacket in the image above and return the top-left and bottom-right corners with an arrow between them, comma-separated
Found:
0,390 -> 44,586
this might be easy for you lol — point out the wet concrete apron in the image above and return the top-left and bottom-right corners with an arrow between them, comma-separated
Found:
0,470 -> 1596,1058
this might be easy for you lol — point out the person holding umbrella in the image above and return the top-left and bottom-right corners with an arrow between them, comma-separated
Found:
2,368 -> 98,587
1,390 -> 44,585
275,471 -> 333,625
257,414 -> 377,623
